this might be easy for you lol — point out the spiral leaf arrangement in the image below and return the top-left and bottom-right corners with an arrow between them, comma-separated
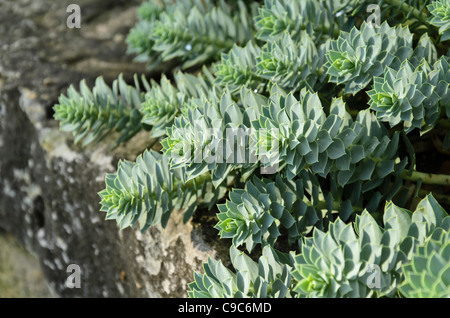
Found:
98,149 -> 224,231
53,0 -> 450,299
399,226 -> 450,297
326,22 -> 414,95
189,195 -> 450,298
53,75 -> 146,146
428,0 -> 450,42
368,56 -> 450,134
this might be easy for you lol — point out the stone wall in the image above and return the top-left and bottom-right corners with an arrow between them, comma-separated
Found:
0,0 -> 229,297
0,231 -> 52,297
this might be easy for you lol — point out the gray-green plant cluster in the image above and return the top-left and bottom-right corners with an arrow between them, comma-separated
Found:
53,0 -> 450,298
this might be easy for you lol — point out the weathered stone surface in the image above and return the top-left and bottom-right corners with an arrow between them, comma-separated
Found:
0,0 -> 229,297
0,231 -> 52,297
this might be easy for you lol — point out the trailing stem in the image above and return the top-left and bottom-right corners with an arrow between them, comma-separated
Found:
401,169 -> 450,186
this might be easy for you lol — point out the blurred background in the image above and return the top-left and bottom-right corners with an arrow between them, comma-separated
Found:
0,231 -> 52,297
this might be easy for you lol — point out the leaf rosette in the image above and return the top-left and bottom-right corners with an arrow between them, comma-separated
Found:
326,22 -> 413,94
141,75 -> 182,137
291,195 -> 450,297
399,227 -> 450,298
428,0 -> 450,42
369,56 -> 450,133
368,60 -> 440,133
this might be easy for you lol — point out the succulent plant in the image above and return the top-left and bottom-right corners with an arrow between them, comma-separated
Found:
52,0 -> 450,300
214,42 -> 263,93
256,32 -> 323,91
150,0 -> 254,69
434,56 -> 450,117
368,60 -> 440,133
216,173 -> 332,252
254,87 -> 405,186
191,194 -> 450,298
53,75 -> 145,146
140,75 -> 181,137
188,245 -> 294,298
254,0 -> 342,42
326,22 -> 413,95
140,71 -> 213,138
368,56 -> 450,134
98,149 -> 217,231
291,194 -> 450,298
428,0 -> 450,42
399,226 -> 450,298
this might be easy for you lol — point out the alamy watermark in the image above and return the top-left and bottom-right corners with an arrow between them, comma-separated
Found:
63,3 -> 382,36
366,264 -> 382,289
168,123 -> 281,174
66,264 -> 81,289
64,3 -> 382,32
366,4 -> 381,28
66,4 -> 81,29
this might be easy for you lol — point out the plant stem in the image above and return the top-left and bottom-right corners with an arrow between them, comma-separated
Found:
384,0 -> 430,26
313,198 -> 363,212
400,169 -> 450,186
